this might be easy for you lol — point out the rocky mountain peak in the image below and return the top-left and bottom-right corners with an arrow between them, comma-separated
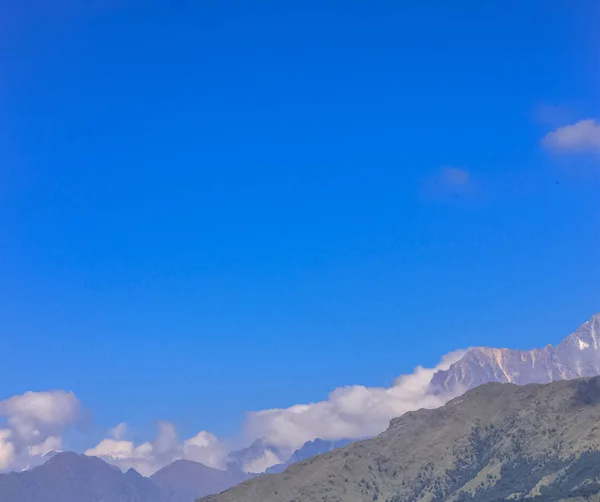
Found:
560,312 -> 600,350
429,313 -> 600,394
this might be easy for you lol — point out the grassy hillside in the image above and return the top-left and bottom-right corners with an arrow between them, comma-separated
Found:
200,377 -> 600,502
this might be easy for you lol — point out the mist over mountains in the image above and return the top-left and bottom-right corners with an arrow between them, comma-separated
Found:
2,313 -> 600,502
241,313 -> 600,459
201,375 -> 600,502
0,438 -> 355,502
265,439 -> 355,474
3,314 -> 597,480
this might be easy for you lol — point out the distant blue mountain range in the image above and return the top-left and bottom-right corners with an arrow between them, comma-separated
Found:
266,438 -> 355,474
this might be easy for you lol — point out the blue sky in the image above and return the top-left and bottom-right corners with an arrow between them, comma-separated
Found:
1,0 -> 599,457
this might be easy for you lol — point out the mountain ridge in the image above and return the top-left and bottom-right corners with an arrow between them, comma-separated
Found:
0,451 -> 169,502
151,458 -> 250,502
265,438 -> 355,474
430,313 -> 600,393
199,375 -> 600,502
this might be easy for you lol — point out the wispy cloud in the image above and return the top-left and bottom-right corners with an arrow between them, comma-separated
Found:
542,119 -> 600,154
420,167 -> 477,201
108,422 -> 127,441
241,449 -> 281,474
532,104 -> 573,126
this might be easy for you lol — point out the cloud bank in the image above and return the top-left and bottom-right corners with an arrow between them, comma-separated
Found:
244,350 -> 465,452
1,350 -> 466,475
84,421 -> 229,476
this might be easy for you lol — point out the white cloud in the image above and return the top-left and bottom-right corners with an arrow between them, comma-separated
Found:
542,119 -> 600,153
242,449 -> 281,474
0,390 -> 80,444
244,350 -> 465,453
0,351 -> 471,475
27,436 -> 62,457
85,421 -> 177,476
152,421 -> 179,459
86,438 -> 140,460
0,390 -> 80,472
86,422 -> 230,476
0,430 -> 15,471
85,439 -> 164,476
183,431 -> 229,469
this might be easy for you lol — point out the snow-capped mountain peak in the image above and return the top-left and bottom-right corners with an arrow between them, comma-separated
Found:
559,313 -> 600,351
429,313 -> 600,394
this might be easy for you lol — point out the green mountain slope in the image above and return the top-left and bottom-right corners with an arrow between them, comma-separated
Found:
200,377 -> 600,502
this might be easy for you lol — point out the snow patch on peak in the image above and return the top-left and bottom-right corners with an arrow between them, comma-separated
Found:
579,339 -> 590,350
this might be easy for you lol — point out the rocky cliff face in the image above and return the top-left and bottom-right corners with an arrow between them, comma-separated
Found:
429,313 -> 600,393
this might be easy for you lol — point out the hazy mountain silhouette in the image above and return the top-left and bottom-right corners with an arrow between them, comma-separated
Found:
151,459 -> 250,501
0,451 -> 168,502
266,438 -> 355,474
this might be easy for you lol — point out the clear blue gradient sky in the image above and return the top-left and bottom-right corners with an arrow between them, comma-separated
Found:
1,0 -> 599,443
